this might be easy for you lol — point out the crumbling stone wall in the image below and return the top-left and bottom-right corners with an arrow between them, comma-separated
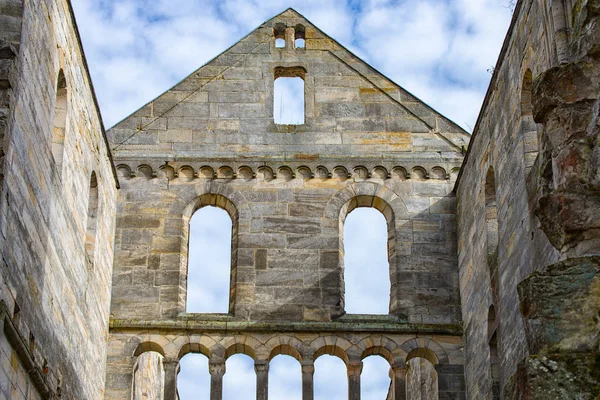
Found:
0,0 -> 118,399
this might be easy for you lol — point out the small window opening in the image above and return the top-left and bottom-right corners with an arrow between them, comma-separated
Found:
52,69 -> 67,169
274,66 -> 306,125
295,24 -> 306,48
187,206 -> 232,313
274,23 -> 286,48
223,354 -> 255,399
314,355 -> 347,399
269,355 -> 301,400
85,171 -> 99,264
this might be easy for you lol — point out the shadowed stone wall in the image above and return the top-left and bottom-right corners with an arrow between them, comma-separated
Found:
456,0 -> 600,398
0,0 -> 118,398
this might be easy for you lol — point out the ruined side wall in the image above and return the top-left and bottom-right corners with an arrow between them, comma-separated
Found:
0,0 -> 117,398
455,0 -> 562,398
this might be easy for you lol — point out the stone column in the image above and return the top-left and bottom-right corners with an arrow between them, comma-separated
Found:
285,27 -> 295,50
209,360 -> 226,400
347,362 -> 362,400
301,360 -> 315,400
391,364 -> 407,400
255,360 -> 269,400
163,358 -> 180,400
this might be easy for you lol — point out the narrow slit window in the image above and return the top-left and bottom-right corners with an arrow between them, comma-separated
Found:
274,67 -> 306,125
52,69 -> 67,169
85,171 -> 99,264
187,206 -> 232,313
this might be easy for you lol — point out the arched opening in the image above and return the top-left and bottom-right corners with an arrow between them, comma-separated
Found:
178,353 -> 210,400
488,306 -> 500,399
361,355 -> 391,399
185,194 -> 237,314
485,167 -> 499,296
344,208 -> 390,314
85,171 -> 99,265
340,196 -> 395,314
406,357 -> 438,400
269,355 -> 301,399
520,69 -> 540,174
314,355 -> 347,400
294,24 -> 306,48
274,23 -> 286,48
223,354 -> 255,400
131,351 -> 165,400
52,69 -> 67,169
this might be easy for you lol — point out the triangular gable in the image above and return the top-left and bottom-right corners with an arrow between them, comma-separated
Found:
108,8 -> 470,159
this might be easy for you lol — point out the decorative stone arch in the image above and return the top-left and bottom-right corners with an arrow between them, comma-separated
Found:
133,341 -> 166,358
357,335 -> 398,365
177,342 -> 211,360
399,338 -> 449,366
224,343 -> 256,361
324,182 -> 408,314
170,181 -> 246,315
265,336 -> 304,362
309,335 -> 352,365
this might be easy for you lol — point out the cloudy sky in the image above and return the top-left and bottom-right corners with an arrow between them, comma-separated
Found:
69,0 -> 513,397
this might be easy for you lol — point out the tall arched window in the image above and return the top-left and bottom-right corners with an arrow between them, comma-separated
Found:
85,171 -> 99,264
187,204 -> 233,313
340,196 -> 395,314
132,351 -> 165,400
52,69 -> 67,169
344,208 -> 390,313
520,69 -> 540,175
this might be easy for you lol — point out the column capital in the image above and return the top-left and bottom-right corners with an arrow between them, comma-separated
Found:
347,361 -> 363,378
254,360 -> 269,374
301,361 -> 315,375
209,359 -> 226,377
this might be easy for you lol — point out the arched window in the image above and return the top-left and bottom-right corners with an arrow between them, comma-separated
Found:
294,24 -> 306,48
52,69 -> 67,169
274,23 -> 286,48
485,167 -> 499,292
520,69 -> 540,175
178,353 -> 210,400
187,204 -> 233,313
361,355 -> 391,399
344,207 -> 390,313
223,354 -> 255,400
132,351 -> 165,400
314,355 -> 347,400
340,196 -> 395,314
85,171 -> 99,264
269,355 -> 301,399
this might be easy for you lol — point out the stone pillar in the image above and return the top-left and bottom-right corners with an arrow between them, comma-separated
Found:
209,360 -> 226,400
255,360 -> 269,400
347,362 -> 362,400
435,364 -> 466,400
163,358 -> 180,400
285,27 -> 295,50
301,360 -> 315,400
391,364 -> 406,400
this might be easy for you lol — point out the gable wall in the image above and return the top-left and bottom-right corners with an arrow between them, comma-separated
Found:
108,11 -> 468,327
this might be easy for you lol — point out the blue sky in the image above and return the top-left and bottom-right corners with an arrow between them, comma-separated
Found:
69,0 -> 513,397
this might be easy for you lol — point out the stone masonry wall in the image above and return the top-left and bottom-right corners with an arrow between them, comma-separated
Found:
0,0 -> 118,399
108,9 -> 469,326
455,0 -> 565,398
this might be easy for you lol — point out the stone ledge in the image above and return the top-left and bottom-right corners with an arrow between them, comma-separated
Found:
109,315 -> 463,335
